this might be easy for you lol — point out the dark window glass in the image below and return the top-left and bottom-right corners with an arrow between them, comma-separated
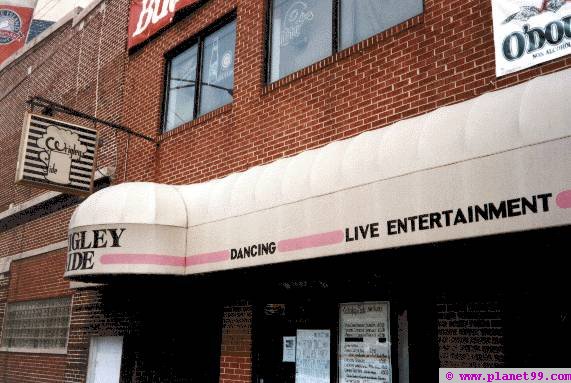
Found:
199,21 -> 236,116
340,0 -> 423,50
164,18 -> 236,132
165,45 -> 198,132
256,300 -> 336,383
270,0 -> 333,82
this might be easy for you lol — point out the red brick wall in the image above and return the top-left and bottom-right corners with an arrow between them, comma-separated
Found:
0,0 -> 129,382
119,1 -> 561,379
0,250 -> 72,383
0,19 -> 71,211
7,250 -> 71,302
0,0 -> 127,211
121,0 -> 571,185
0,205 -> 74,258
0,353 -> 67,383
219,304 -> 253,383
438,301 -> 504,367
0,0 -> 568,381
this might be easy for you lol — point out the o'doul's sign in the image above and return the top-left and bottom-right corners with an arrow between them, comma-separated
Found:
492,0 -> 571,77
15,113 -> 98,196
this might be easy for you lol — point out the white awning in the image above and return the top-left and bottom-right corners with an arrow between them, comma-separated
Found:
65,68 -> 571,279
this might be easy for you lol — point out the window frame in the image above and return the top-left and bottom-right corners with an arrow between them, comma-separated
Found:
264,0 -> 423,84
253,298 -> 340,383
252,298 -> 401,383
161,11 -> 237,133
0,296 -> 73,354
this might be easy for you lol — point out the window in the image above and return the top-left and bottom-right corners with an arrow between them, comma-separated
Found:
165,45 -> 198,131
256,300 -> 337,382
269,0 -> 333,83
268,0 -> 423,82
164,17 -> 236,132
340,0 -> 422,50
255,300 -> 398,383
1,297 -> 72,352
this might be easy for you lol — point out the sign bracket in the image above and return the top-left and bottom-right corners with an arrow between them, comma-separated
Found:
27,97 -> 157,145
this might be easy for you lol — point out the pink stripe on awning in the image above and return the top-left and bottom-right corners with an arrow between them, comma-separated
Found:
186,250 -> 230,266
556,189 -> 571,209
278,230 -> 344,252
100,254 -> 186,267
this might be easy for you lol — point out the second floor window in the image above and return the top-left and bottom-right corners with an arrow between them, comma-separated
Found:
268,0 -> 423,82
164,17 -> 236,132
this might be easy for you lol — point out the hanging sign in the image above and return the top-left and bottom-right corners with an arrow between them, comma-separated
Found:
0,0 -> 37,65
339,302 -> 391,383
128,0 -> 201,49
492,0 -> 571,77
15,113 -> 98,196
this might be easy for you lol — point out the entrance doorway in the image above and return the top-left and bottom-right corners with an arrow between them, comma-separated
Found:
86,336 -> 124,383
120,282 -> 222,383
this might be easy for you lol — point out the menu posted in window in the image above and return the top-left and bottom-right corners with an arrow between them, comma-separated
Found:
339,302 -> 391,383
295,329 -> 330,383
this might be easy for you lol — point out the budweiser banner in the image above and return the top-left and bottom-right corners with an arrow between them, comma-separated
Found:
16,113 -> 98,196
0,0 -> 36,65
492,0 -> 571,76
128,0 -> 200,48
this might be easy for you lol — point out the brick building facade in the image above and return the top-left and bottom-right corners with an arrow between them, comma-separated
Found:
0,1 -> 129,381
1,0 -> 570,382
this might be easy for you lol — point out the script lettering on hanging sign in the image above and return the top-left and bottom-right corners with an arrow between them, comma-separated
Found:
15,113 -> 98,196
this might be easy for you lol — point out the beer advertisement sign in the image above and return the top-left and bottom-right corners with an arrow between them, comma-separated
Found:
0,0 -> 36,65
16,113 -> 98,196
492,0 -> 571,76
128,0 -> 201,48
